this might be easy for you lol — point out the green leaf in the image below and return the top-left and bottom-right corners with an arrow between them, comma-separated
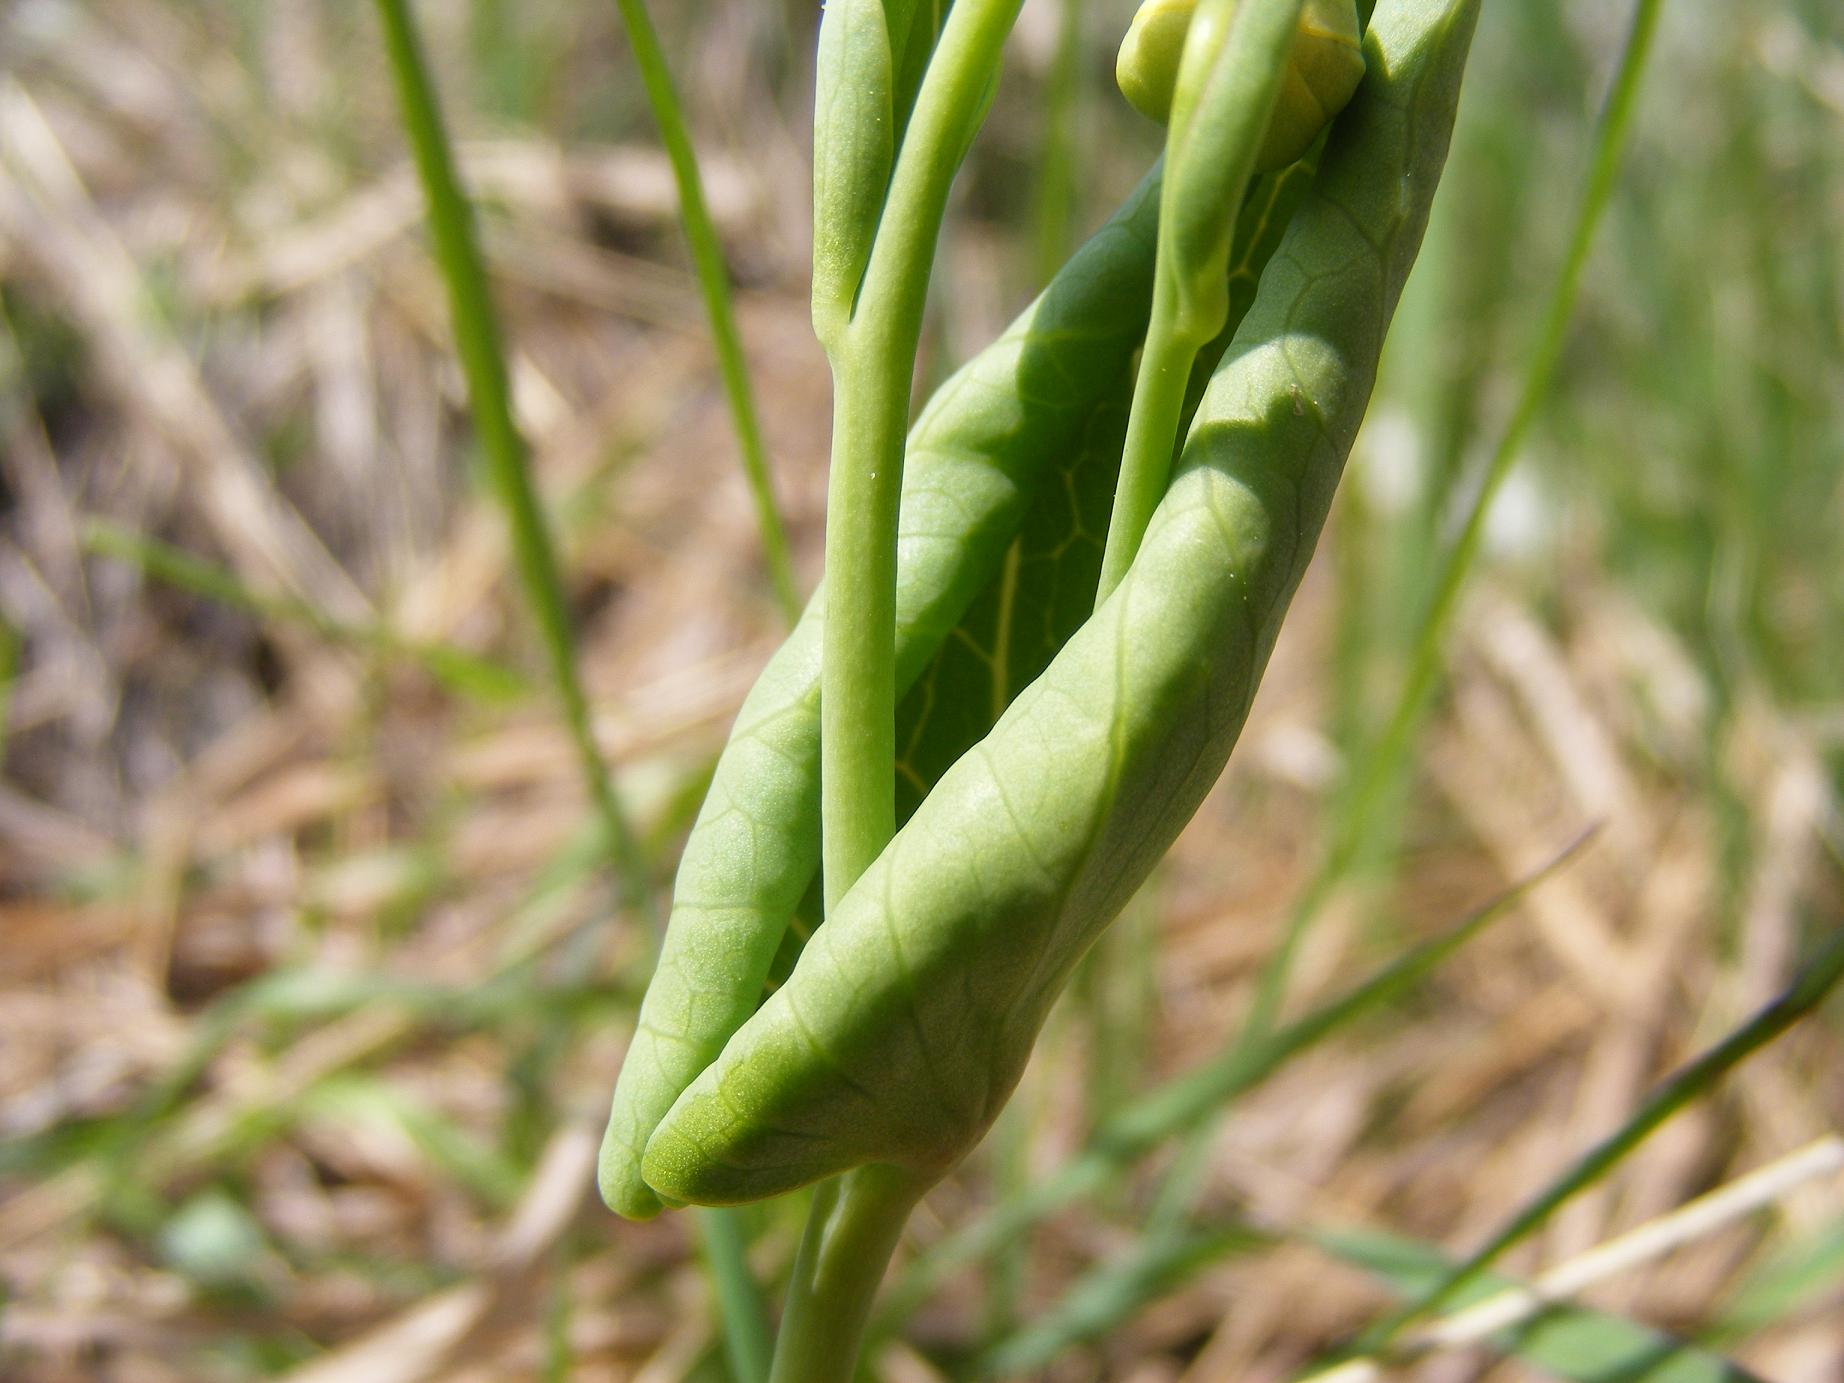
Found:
606,148 -> 1322,1218
893,161 -> 1317,815
637,0 -> 1482,1209
886,0 -> 949,144
1321,1228 -> 1768,1383
894,398 -> 1128,816
599,165 -> 1164,1221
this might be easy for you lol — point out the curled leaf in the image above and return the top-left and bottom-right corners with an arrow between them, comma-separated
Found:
639,0 -> 1482,1207
598,172 -> 1164,1219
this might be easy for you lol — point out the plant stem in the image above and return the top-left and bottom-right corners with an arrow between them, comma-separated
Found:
1095,288 -> 1197,601
818,0 -> 1024,903
769,1165 -> 927,1383
798,4 -> 1022,1376
1095,0 -> 1303,604
818,353 -> 904,907
611,0 -> 800,624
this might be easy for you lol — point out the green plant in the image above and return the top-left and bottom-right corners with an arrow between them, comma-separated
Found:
600,0 -> 1483,1375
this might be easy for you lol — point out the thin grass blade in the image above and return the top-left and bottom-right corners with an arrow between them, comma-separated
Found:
1711,1212 -> 1844,1346
1318,921 -> 1844,1369
610,0 -> 799,624
1320,1228 -> 1768,1383
978,1225 -> 1266,1377
83,520 -> 530,703
372,4 -> 767,1369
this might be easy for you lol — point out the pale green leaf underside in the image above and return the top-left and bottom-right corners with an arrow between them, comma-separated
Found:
603,155 -> 1323,1218
640,0 -> 1483,1207
599,170 -> 1164,1218
895,161 -> 1318,817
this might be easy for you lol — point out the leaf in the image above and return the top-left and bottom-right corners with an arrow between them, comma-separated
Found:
894,158 -> 1320,818
1321,1228 -> 1769,1383
885,0 -> 948,144
600,167 -> 1165,1219
894,397 -> 1128,817
638,0 -> 1482,1208
617,162 -> 1322,1205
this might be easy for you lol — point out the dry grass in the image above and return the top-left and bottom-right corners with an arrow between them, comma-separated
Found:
1,2 -> 1840,1381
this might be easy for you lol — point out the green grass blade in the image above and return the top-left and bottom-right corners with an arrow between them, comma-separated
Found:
304,1075 -> 527,1209
1328,921 -> 1844,1365
1320,1228 -> 1768,1383
0,607 -> 16,773
82,520 -> 530,703
372,5 -> 767,1370
1712,1211 -> 1844,1345
696,1205 -> 773,1383
879,834 -> 1587,1327
1030,0 -> 1085,287
374,0 -> 650,907
978,1225 -> 1266,1377
610,0 -> 799,625
1346,0 -> 1665,832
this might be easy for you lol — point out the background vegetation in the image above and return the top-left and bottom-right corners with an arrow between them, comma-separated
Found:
1,0 -> 1841,1379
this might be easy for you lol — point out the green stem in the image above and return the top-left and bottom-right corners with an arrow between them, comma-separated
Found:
769,1165 -> 927,1383
800,6 -> 1021,1376
611,0 -> 800,624
818,353 -> 904,907
1095,0 -> 1303,604
1095,287 -> 1197,602
818,0 -> 1023,904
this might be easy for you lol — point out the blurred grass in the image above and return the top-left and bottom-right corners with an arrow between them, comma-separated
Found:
0,1 -> 1840,1381
375,1 -> 770,1377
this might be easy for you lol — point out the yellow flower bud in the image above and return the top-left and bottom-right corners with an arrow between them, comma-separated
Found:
1116,0 -> 1366,171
